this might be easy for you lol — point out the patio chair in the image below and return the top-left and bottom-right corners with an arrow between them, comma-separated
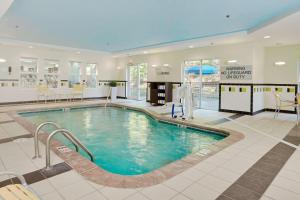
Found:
273,92 -> 299,124
0,171 -> 40,200
36,85 -> 50,103
70,84 -> 84,101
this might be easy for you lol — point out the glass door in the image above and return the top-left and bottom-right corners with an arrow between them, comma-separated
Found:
201,59 -> 220,111
183,59 -> 220,110
183,60 -> 202,108
139,63 -> 148,100
127,63 -> 147,100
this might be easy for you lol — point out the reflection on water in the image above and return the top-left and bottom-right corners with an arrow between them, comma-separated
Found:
21,107 -> 225,175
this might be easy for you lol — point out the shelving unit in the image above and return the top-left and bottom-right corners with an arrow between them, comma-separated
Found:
149,82 -> 173,105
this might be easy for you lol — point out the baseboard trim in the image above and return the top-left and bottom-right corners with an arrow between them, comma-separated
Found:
0,96 -> 127,106
219,109 -> 252,115
264,108 -> 296,114
239,108 -> 297,116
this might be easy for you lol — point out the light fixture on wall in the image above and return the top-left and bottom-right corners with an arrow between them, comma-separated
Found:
227,60 -> 237,64
274,61 -> 286,66
264,35 -> 271,39
0,58 -> 7,63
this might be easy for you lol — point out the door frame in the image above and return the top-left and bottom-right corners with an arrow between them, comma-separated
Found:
181,59 -> 221,110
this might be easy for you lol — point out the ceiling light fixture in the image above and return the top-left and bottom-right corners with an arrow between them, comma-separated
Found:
151,64 -> 158,67
264,35 -> 271,39
28,46 -> 33,49
0,58 -> 7,63
227,60 -> 237,64
274,61 -> 286,66
143,51 -> 148,54
163,64 -> 169,67
189,45 -> 194,48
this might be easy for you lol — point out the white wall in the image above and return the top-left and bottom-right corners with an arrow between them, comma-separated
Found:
264,44 -> 300,84
115,43 -> 255,83
0,44 -> 119,103
0,44 -> 116,80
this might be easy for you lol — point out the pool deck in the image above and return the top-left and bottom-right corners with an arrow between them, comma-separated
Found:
0,99 -> 299,200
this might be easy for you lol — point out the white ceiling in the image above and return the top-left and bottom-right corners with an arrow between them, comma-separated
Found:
0,0 -> 13,19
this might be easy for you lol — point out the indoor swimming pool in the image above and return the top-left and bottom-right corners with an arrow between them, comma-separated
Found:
21,107 -> 226,175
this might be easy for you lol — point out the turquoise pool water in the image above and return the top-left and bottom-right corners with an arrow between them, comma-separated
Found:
21,107 -> 226,175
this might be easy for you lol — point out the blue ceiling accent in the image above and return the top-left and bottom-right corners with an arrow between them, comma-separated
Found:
0,0 -> 300,52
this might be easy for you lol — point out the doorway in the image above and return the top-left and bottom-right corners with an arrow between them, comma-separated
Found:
127,63 -> 147,100
183,59 -> 220,110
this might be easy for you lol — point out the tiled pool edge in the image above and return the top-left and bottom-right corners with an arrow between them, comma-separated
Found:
9,103 -> 244,188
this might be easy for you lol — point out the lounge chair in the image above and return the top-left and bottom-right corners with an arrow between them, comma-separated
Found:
0,171 -> 40,200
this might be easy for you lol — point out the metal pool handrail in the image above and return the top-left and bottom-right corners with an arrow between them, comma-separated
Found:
33,121 -> 78,159
45,129 -> 94,170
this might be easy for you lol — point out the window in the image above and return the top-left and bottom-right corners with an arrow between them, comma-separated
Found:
20,57 -> 38,88
44,59 -> 59,88
69,61 -> 81,86
86,63 -> 97,88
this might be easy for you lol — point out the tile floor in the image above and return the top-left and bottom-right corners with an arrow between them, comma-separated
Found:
0,99 -> 299,200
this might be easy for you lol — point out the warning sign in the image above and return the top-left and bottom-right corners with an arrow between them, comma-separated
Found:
221,66 -> 252,80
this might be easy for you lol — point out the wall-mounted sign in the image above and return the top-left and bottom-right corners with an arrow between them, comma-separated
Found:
221,65 -> 252,80
156,66 -> 171,76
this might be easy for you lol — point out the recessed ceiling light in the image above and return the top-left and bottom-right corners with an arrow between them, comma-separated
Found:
264,35 -> 271,39
228,60 -> 237,63
274,61 -> 286,66
0,58 -> 7,63
189,45 -> 194,48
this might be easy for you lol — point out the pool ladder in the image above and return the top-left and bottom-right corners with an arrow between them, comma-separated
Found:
33,121 -> 95,170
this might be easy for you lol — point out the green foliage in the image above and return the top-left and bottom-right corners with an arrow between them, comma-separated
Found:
109,81 -> 117,87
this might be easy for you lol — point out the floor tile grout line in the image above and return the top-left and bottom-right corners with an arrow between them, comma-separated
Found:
215,124 -> 300,200
270,181 -> 300,196
225,116 -> 299,149
161,168 -> 224,200
0,162 -> 72,188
